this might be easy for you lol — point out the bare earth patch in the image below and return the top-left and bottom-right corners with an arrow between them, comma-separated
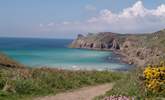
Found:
35,83 -> 114,100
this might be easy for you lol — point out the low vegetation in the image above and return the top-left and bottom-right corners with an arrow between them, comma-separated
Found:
143,62 -> 165,96
0,67 -> 124,100
0,53 -> 23,68
96,62 -> 165,100
100,69 -> 143,99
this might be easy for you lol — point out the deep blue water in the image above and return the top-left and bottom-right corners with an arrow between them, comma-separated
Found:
0,37 -> 131,70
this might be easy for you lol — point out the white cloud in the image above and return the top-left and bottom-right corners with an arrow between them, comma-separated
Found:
153,4 -> 165,16
62,21 -> 71,25
39,24 -> 43,27
47,22 -> 54,26
40,1 -> 165,34
85,5 -> 96,12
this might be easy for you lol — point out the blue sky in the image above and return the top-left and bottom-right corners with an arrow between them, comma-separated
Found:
0,0 -> 165,38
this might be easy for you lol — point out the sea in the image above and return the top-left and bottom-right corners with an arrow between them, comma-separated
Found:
0,37 -> 131,70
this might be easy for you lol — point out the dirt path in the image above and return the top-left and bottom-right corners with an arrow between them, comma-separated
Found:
35,83 -> 114,100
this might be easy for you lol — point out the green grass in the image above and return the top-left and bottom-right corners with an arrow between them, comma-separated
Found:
0,67 -> 124,100
105,69 -> 144,99
95,68 -> 165,100
0,53 -> 24,68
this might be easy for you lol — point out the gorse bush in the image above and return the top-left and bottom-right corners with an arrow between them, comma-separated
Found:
101,66 -> 165,100
143,61 -> 165,93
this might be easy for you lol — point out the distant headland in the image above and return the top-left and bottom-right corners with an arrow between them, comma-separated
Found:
70,29 -> 165,66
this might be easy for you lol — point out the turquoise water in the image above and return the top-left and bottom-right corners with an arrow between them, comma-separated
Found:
0,38 -> 131,70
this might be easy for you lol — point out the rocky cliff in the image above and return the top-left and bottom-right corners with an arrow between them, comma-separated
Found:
70,29 -> 165,66
69,32 -> 122,50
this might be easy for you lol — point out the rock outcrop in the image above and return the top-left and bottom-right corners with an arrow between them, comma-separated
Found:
121,42 -> 164,66
119,29 -> 165,66
70,29 -> 165,67
70,32 -> 121,50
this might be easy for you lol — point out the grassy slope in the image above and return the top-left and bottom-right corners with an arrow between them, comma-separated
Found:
0,53 -> 24,68
95,68 -> 165,100
95,29 -> 165,100
131,29 -> 165,49
0,67 -> 125,100
104,69 -> 165,99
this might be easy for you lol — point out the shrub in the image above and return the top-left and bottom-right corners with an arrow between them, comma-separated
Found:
143,61 -> 165,93
104,69 -> 144,99
102,67 -> 165,99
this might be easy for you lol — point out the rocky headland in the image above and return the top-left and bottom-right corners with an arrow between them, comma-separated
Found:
69,32 -> 121,50
70,29 -> 165,67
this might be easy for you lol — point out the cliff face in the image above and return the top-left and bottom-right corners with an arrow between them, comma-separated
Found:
121,37 -> 164,66
70,29 -> 165,66
70,32 -> 121,50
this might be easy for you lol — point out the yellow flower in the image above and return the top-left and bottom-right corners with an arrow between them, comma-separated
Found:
143,62 -> 165,92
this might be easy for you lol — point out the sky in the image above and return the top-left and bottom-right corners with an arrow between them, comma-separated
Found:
0,0 -> 165,39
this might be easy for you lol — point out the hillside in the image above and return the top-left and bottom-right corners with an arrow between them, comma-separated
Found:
70,29 -> 165,66
0,53 -> 23,68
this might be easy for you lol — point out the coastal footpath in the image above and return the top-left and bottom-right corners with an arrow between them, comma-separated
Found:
70,29 -> 165,66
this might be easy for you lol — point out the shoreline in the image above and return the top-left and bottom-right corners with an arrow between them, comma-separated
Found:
69,29 -> 165,67
0,45 -> 132,71
70,47 -> 135,71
